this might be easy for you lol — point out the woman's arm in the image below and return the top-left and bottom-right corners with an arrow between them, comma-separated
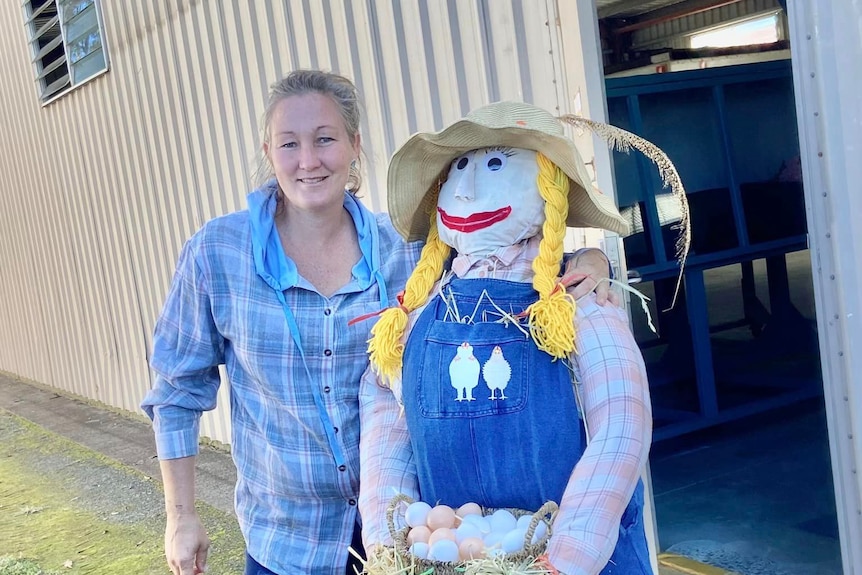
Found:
564,247 -> 619,306
161,456 -> 209,575
141,236 -> 225,575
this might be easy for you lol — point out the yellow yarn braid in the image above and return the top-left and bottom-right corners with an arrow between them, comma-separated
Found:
529,153 -> 577,359
368,195 -> 451,383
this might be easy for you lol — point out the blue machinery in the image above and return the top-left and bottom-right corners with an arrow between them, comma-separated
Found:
606,59 -> 821,440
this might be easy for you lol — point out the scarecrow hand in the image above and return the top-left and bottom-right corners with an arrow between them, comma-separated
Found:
535,553 -> 562,575
563,248 -> 619,306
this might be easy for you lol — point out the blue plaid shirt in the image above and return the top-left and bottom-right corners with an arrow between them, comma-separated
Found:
142,185 -> 421,574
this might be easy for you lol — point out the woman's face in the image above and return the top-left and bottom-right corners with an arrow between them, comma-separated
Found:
264,93 -> 360,213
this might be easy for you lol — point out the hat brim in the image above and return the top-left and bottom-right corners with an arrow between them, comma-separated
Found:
387,120 -> 632,242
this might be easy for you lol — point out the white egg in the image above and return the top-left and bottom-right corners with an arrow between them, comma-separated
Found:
404,501 -> 432,528
461,514 -> 492,534
488,509 -> 518,533
427,539 -> 460,562
483,530 -> 505,550
409,541 -> 430,559
500,528 -> 527,555
455,521 -> 483,543
516,514 -> 533,530
530,521 -> 549,544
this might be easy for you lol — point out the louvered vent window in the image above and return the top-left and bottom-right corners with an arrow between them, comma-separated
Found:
23,0 -> 108,103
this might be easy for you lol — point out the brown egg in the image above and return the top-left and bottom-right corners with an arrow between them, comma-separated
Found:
428,527 -> 457,546
458,536 -> 486,560
406,525 -> 431,545
456,501 -> 483,521
426,504 -> 456,531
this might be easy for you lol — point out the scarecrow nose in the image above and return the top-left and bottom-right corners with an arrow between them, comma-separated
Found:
452,161 -> 476,202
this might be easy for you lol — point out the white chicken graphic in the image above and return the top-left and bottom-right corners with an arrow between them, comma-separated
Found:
449,342 -> 480,401
482,346 -> 511,400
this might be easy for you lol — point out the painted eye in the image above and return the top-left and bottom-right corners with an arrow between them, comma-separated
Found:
485,151 -> 507,172
455,156 -> 470,170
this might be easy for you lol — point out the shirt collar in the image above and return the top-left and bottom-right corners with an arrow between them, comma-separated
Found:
247,181 -> 384,299
450,236 -> 539,278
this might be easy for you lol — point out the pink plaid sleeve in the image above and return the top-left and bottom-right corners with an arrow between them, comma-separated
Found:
357,365 -> 420,549
356,296 -> 434,551
545,294 -> 653,575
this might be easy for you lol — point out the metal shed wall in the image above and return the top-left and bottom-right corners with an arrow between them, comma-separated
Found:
0,0 -> 588,445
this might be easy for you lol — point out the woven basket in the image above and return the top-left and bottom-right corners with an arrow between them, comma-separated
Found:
382,494 -> 558,574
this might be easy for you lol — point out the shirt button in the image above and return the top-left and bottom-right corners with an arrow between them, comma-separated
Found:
348,498 -> 357,506
324,308 -> 332,316
323,386 -> 331,393
324,349 -> 333,357
338,465 -> 347,472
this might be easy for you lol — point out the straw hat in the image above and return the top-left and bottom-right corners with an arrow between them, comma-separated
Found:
387,100 -> 631,242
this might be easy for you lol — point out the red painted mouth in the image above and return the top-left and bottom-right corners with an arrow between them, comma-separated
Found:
437,206 -> 512,233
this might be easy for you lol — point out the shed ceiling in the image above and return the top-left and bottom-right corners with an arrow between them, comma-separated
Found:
596,0 -> 692,19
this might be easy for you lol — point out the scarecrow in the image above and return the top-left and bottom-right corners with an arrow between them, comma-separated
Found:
358,101 -> 688,575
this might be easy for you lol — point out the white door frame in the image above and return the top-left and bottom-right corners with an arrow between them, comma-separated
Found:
787,2 -> 862,573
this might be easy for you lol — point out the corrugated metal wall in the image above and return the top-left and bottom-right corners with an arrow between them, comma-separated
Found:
631,0 -> 785,49
0,0 -> 578,445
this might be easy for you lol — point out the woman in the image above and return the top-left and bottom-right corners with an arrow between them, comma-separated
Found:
142,71 -> 614,575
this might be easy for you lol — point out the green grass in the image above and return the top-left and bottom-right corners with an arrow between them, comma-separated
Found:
0,413 -> 245,575
0,556 -> 62,575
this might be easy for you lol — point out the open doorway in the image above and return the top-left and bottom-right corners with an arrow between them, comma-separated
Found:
595,1 -> 841,573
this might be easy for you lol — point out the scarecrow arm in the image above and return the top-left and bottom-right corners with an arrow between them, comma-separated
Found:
546,296 -> 652,575
357,365 -> 420,549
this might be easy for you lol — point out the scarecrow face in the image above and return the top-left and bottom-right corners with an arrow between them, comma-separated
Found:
436,147 -> 545,256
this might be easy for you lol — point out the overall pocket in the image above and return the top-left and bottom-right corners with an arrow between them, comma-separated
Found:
416,319 -> 533,418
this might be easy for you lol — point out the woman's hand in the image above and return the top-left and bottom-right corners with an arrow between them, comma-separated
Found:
563,248 -> 619,306
165,511 -> 210,575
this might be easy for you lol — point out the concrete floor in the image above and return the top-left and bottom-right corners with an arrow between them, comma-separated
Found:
637,250 -> 843,575
650,401 -> 841,575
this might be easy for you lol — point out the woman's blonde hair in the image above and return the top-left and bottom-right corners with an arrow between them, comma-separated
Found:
368,152 -> 576,384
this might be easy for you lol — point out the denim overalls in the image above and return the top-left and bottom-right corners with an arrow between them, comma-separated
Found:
401,277 -> 652,574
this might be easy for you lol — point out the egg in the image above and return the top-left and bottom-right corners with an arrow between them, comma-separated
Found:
500,528 -> 527,555
516,514 -> 533,530
406,525 -> 431,545
409,541 -> 430,559
456,501 -> 483,519
458,536 -> 486,560
428,527 -> 457,546
461,514 -> 492,534
404,501 -> 432,528
455,521 -> 483,543
530,520 -> 549,544
427,539 -> 460,562
488,509 -> 518,533
483,530 -> 505,550
426,504 -> 456,531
